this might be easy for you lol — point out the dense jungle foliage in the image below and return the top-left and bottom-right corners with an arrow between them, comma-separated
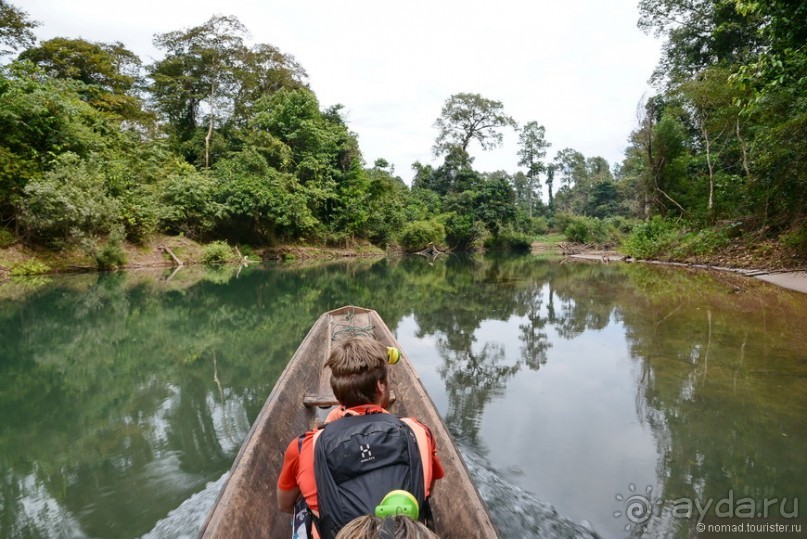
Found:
0,1 -> 805,261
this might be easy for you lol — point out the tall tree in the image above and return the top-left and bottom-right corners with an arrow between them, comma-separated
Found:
432,93 -> 516,157
150,15 -> 248,168
630,97 -> 690,217
554,148 -> 588,213
579,156 -> 616,217
0,0 -> 38,57
545,164 -> 556,209
517,121 -> 551,218
678,66 -> 740,217
410,161 -> 436,192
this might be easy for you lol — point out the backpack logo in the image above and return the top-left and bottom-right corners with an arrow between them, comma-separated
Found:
360,443 -> 375,463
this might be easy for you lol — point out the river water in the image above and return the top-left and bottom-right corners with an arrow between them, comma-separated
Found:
1,255 -> 805,538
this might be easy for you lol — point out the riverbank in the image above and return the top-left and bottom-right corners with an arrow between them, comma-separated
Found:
4,236 -> 806,295
0,235 -> 386,281
558,245 -> 807,295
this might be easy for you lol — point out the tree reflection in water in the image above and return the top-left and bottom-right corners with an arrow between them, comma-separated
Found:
516,283 -> 552,370
438,341 -> 520,450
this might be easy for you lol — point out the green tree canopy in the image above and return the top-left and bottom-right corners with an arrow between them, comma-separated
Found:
639,0 -> 760,86
0,62 -> 127,226
0,0 -> 38,56
232,43 -> 308,124
432,93 -> 517,157
18,37 -> 147,121
417,146 -> 480,196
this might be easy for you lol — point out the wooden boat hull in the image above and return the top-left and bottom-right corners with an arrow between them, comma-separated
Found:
199,305 -> 499,538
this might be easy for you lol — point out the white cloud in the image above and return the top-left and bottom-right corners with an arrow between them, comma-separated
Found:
21,0 -> 661,184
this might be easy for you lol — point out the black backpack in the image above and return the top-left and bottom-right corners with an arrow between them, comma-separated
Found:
313,413 -> 426,539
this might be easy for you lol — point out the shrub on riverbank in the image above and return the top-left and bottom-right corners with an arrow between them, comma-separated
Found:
94,239 -> 128,270
398,220 -> 446,252
623,217 -> 681,258
202,241 -> 235,265
560,214 -> 637,246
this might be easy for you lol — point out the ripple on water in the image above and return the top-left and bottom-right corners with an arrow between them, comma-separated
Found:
140,472 -> 228,539
461,446 -> 601,539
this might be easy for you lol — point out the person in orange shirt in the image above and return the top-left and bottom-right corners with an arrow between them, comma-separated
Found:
277,336 -> 444,539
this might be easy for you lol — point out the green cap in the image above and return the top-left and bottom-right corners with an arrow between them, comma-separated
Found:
374,490 -> 419,520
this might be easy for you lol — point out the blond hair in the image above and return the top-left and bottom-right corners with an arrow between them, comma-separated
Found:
327,336 -> 388,407
335,515 -> 439,539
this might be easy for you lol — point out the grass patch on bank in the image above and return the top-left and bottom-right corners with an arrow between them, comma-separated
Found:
10,260 -> 51,276
534,232 -> 566,244
624,218 -> 735,260
623,218 -> 807,269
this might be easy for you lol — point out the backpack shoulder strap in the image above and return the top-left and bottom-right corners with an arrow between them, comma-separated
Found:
400,417 -> 434,497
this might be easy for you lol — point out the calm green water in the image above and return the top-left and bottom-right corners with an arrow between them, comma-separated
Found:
1,256 -> 805,538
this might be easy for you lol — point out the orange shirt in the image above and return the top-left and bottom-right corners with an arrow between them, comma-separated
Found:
276,405 -> 444,515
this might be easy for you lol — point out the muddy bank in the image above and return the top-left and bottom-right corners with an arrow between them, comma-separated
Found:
568,253 -> 807,295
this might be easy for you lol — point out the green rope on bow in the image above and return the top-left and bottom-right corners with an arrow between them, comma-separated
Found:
331,306 -> 375,341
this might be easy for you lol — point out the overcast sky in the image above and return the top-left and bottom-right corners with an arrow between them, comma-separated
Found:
20,0 -> 661,188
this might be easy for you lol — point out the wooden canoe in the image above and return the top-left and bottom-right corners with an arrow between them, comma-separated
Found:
199,305 -> 499,538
